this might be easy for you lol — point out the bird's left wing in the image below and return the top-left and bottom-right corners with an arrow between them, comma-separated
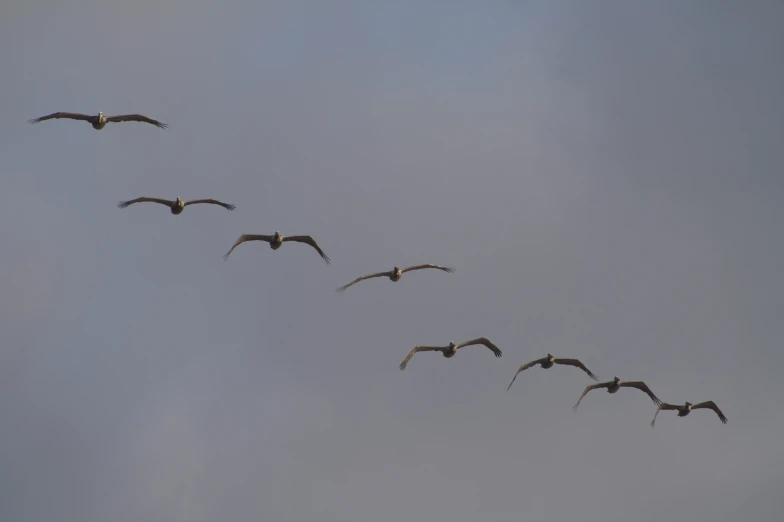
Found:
455,337 -> 502,358
282,235 -> 331,264
691,401 -> 728,424
104,114 -> 168,128
400,264 -> 456,274
184,199 -> 236,211
552,358 -> 599,380
620,381 -> 662,405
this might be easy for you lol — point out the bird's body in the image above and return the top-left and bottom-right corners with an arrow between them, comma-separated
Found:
336,264 -> 454,292
117,197 -> 235,214
573,376 -> 661,410
506,353 -> 598,391
399,337 -> 501,370
28,111 -> 167,130
223,231 -> 330,264
650,401 -> 727,426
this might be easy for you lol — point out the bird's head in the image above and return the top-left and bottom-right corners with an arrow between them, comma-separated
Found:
448,341 -> 457,350
613,376 -> 621,384
176,197 -> 183,206
393,266 -> 402,275
684,401 -> 692,409
546,353 -> 554,361
98,111 -> 103,117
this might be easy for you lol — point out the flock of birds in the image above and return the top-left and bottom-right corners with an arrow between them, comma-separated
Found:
27,109 -> 728,428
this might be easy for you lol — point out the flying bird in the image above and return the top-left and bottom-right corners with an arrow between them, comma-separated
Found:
223,231 -> 330,264
650,401 -> 727,427
573,376 -> 661,410
399,338 -> 502,370
118,197 -> 235,215
336,264 -> 455,292
506,353 -> 598,391
28,111 -> 167,130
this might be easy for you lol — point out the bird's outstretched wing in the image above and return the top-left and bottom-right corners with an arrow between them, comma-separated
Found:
335,271 -> 393,292
399,346 -> 444,370
552,358 -> 599,380
117,197 -> 175,209
400,264 -> 456,274
104,114 -> 168,128
620,381 -> 662,405
572,381 -> 612,410
691,401 -> 728,424
650,402 -> 680,427
506,358 -> 547,391
282,235 -> 330,264
28,112 -> 94,124
223,234 -> 273,261
455,337 -> 502,358
183,199 -> 236,211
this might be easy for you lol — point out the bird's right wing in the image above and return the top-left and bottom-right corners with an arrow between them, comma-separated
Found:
506,358 -> 546,391
335,271 -> 392,292
400,264 -> 456,274
117,197 -> 175,209
650,403 -> 680,427
399,346 -> 444,370
572,381 -> 611,410
28,112 -> 94,124
223,234 -> 272,261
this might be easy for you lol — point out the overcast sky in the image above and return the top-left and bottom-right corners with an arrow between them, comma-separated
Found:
2,1 -> 783,521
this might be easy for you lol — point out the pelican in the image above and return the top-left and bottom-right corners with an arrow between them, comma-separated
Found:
399,337 -> 501,370
117,197 -> 235,215
506,353 -> 598,391
650,401 -> 727,427
223,232 -> 330,264
573,376 -> 661,410
28,111 -> 167,129
336,264 -> 455,292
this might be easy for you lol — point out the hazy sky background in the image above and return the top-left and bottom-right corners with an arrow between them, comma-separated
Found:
2,1 -> 783,521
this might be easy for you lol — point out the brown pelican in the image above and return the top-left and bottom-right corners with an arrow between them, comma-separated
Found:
650,401 -> 727,426
506,353 -> 598,391
399,338 -> 501,370
117,197 -> 235,214
336,264 -> 455,292
28,111 -> 167,129
573,376 -> 661,410
223,232 -> 330,264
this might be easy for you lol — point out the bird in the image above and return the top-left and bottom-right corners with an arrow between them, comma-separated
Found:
650,401 -> 727,427
223,231 -> 330,264
506,353 -> 598,391
117,197 -> 235,215
573,376 -> 661,410
335,264 -> 455,292
28,111 -> 167,130
399,338 -> 501,370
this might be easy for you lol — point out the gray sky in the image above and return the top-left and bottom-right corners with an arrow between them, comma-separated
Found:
2,1 -> 783,521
